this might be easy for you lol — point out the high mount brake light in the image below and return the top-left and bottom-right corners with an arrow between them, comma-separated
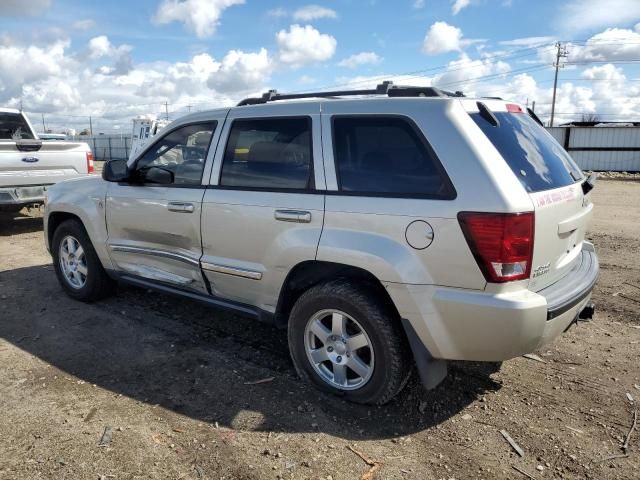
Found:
458,212 -> 534,283
86,151 -> 95,174
506,103 -> 523,113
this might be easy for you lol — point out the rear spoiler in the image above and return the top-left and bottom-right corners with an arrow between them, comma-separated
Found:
16,139 -> 43,152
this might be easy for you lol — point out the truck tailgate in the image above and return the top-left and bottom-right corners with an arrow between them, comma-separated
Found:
0,141 -> 89,187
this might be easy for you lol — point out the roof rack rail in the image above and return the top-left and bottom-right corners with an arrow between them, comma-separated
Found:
236,81 -> 464,106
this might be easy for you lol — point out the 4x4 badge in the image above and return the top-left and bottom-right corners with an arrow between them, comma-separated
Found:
532,263 -> 551,277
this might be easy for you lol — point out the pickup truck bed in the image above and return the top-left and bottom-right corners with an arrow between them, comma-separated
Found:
0,109 -> 92,210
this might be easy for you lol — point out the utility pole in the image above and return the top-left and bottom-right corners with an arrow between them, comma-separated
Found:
550,41 -> 569,127
41,114 -> 46,132
89,116 -> 93,136
186,104 -> 192,113
165,101 -> 169,121
531,100 -> 536,113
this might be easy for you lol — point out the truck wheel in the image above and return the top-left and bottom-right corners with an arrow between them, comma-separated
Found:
52,219 -> 115,302
288,280 -> 411,405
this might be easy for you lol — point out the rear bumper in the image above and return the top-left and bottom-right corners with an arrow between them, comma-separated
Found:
388,243 -> 599,362
0,185 -> 48,206
541,242 -> 599,320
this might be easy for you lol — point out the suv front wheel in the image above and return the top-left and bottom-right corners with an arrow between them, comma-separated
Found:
288,280 -> 411,405
51,219 -> 115,302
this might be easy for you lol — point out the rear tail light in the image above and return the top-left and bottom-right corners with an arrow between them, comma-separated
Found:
458,212 -> 534,283
86,151 -> 95,174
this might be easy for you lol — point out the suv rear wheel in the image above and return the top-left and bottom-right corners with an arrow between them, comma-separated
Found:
288,280 -> 411,405
52,219 -> 115,302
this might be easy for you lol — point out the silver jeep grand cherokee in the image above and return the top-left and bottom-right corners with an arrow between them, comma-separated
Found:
44,82 -> 599,405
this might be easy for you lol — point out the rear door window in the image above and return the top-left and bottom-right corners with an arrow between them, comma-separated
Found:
471,111 -> 583,193
332,116 -> 453,198
220,117 -> 313,190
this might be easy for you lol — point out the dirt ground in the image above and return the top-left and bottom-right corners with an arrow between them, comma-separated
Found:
0,179 -> 638,480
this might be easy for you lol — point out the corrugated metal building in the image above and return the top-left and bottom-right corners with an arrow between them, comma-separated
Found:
547,126 -> 640,172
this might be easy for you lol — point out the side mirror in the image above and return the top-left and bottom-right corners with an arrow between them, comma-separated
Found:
143,166 -> 174,185
102,159 -> 129,182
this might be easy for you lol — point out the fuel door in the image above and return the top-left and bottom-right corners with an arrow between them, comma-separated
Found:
405,220 -> 435,250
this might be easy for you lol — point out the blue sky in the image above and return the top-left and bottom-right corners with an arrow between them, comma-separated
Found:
1,0 -> 640,132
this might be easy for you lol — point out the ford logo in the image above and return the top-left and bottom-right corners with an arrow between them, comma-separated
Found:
22,157 -> 39,163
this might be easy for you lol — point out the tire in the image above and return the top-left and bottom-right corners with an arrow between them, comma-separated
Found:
288,280 -> 412,405
51,219 -> 116,302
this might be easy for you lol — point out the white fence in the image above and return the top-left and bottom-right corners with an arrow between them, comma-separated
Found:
547,127 -> 640,172
71,127 -> 640,172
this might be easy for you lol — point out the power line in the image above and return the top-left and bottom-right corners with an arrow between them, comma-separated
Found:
291,43 -> 557,93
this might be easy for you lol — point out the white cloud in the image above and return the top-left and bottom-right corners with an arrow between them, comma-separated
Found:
0,39 -> 273,133
292,5 -> 337,21
338,52 -> 382,68
433,53 -> 511,91
276,24 -> 337,66
152,0 -> 245,39
566,28 -> 640,62
413,0 -> 425,8
87,36 -> 133,74
452,0 -> 470,15
0,41 -> 69,99
72,19 -> 96,31
332,74 -> 434,90
557,0 -> 640,34
267,7 -> 288,17
207,48 -> 272,93
0,0 -> 50,15
88,36 -> 112,59
499,36 -> 554,47
422,21 -> 463,55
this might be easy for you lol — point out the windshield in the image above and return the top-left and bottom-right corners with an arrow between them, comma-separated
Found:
471,111 -> 583,193
0,113 -> 35,140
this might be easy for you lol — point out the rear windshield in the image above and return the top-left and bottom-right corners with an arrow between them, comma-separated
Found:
471,111 -> 583,193
0,113 -> 35,140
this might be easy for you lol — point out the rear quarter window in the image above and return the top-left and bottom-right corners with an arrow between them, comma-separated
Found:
332,116 -> 454,198
471,111 -> 583,193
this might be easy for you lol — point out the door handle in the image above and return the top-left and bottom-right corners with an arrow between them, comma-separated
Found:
274,209 -> 312,223
168,202 -> 195,213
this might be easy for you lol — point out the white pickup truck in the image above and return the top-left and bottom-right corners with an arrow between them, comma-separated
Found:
0,108 -> 94,212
